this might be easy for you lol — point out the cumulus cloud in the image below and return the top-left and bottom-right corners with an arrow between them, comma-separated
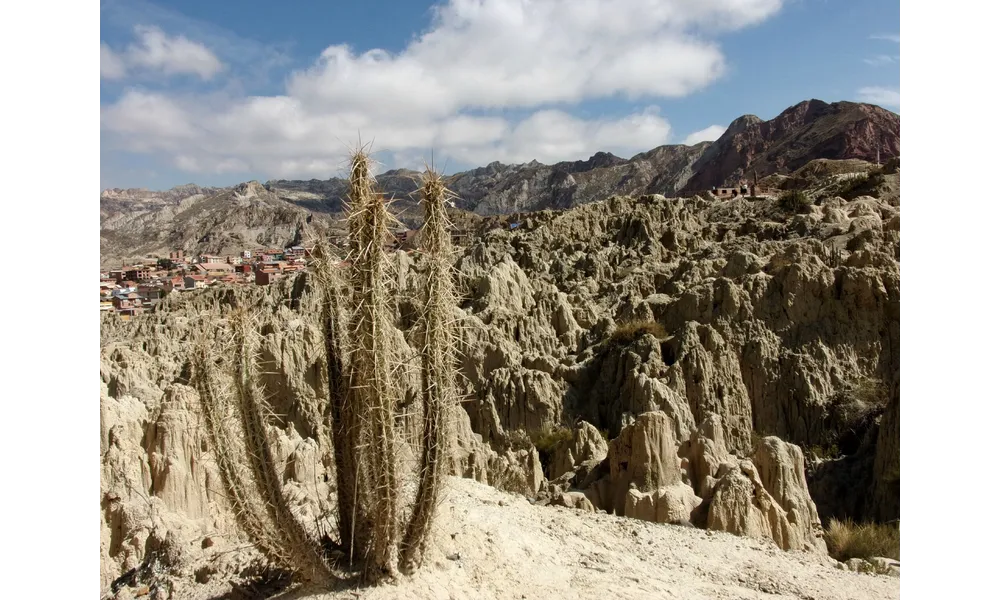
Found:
683,124 -> 726,145
101,25 -> 223,80
101,43 -> 127,80
857,86 -> 900,108
101,0 -> 787,179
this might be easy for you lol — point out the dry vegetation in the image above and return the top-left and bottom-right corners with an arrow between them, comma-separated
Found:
608,319 -> 668,346
529,426 -> 574,471
190,145 -> 461,587
778,189 -> 812,213
825,518 -> 900,562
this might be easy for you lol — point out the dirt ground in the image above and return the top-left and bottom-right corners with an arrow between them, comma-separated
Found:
166,476 -> 898,600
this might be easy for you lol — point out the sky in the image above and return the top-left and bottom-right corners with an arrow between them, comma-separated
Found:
100,0 -> 900,191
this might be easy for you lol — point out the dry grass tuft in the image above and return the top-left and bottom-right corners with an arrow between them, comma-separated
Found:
825,518 -> 900,562
608,320 -> 668,346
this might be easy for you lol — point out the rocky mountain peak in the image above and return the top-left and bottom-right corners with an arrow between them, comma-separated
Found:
233,180 -> 267,199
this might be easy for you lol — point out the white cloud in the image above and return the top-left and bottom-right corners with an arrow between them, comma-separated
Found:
101,0 -> 787,179
101,25 -> 223,80
126,25 -> 223,79
857,86 -> 900,108
683,124 -> 726,145
870,33 -> 900,43
863,54 -> 898,67
101,43 -> 126,80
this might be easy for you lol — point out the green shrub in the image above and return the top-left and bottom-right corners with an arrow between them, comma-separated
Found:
608,320 -> 668,345
777,189 -> 812,213
825,518 -> 900,562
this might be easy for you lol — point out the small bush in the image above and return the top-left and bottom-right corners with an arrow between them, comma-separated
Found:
825,518 -> 900,562
877,157 -> 900,175
609,320 -> 668,345
529,426 -> 574,473
778,190 -> 812,213
819,377 -> 889,455
807,443 -> 841,460
530,426 -> 574,454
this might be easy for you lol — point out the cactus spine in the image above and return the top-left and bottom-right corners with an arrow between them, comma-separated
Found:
400,169 -> 458,570
191,145 -> 458,586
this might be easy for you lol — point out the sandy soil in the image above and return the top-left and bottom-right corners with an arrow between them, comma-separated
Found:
168,476 -> 899,600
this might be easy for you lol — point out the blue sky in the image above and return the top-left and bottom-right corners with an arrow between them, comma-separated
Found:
100,0 -> 899,190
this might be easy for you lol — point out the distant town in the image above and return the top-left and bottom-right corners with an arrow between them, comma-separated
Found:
100,223 -> 486,320
100,244 -> 316,320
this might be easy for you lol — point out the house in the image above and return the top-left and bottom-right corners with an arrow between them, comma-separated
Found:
138,283 -> 164,301
194,263 -> 235,277
112,295 -> 137,310
199,254 -> 225,264
100,300 -> 113,312
285,246 -> 306,259
163,276 -> 184,293
109,270 -> 125,283
183,275 -> 208,289
242,250 -> 252,259
226,255 -> 243,265
709,185 -> 748,198
258,260 -> 286,271
125,267 -> 152,281
169,250 -> 185,261
236,264 -> 253,274
116,306 -> 143,320
255,268 -> 280,285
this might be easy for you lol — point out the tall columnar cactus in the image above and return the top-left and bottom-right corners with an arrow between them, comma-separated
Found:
191,342 -> 292,569
192,321 -> 336,584
191,145 -> 460,586
400,170 -> 459,571
344,149 -> 402,579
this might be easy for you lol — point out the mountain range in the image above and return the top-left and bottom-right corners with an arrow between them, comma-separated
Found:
100,99 -> 899,265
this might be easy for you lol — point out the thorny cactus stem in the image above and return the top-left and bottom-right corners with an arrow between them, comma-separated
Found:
346,149 -> 402,579
313,241 -> 360,556
400,170 -> 459,571
191,341 -> 291,569
230,310 -> 337,584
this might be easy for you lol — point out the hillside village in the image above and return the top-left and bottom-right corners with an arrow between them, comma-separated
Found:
99,222 -> 487,319
99,181 -> 788,321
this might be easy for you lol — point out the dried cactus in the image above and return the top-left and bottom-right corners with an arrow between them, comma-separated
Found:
401,169 -> 459,571
191,145 -> 459,586
344,149 -> 402,579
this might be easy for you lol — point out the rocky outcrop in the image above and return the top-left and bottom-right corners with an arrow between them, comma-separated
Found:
549,421 -> 608,479
577,410 -> 826,554
100,167 -> 898,585
753,437 -> 827,553
706,460 -> 801,551
103,100 -> 900,265
681,99 -> 900,192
